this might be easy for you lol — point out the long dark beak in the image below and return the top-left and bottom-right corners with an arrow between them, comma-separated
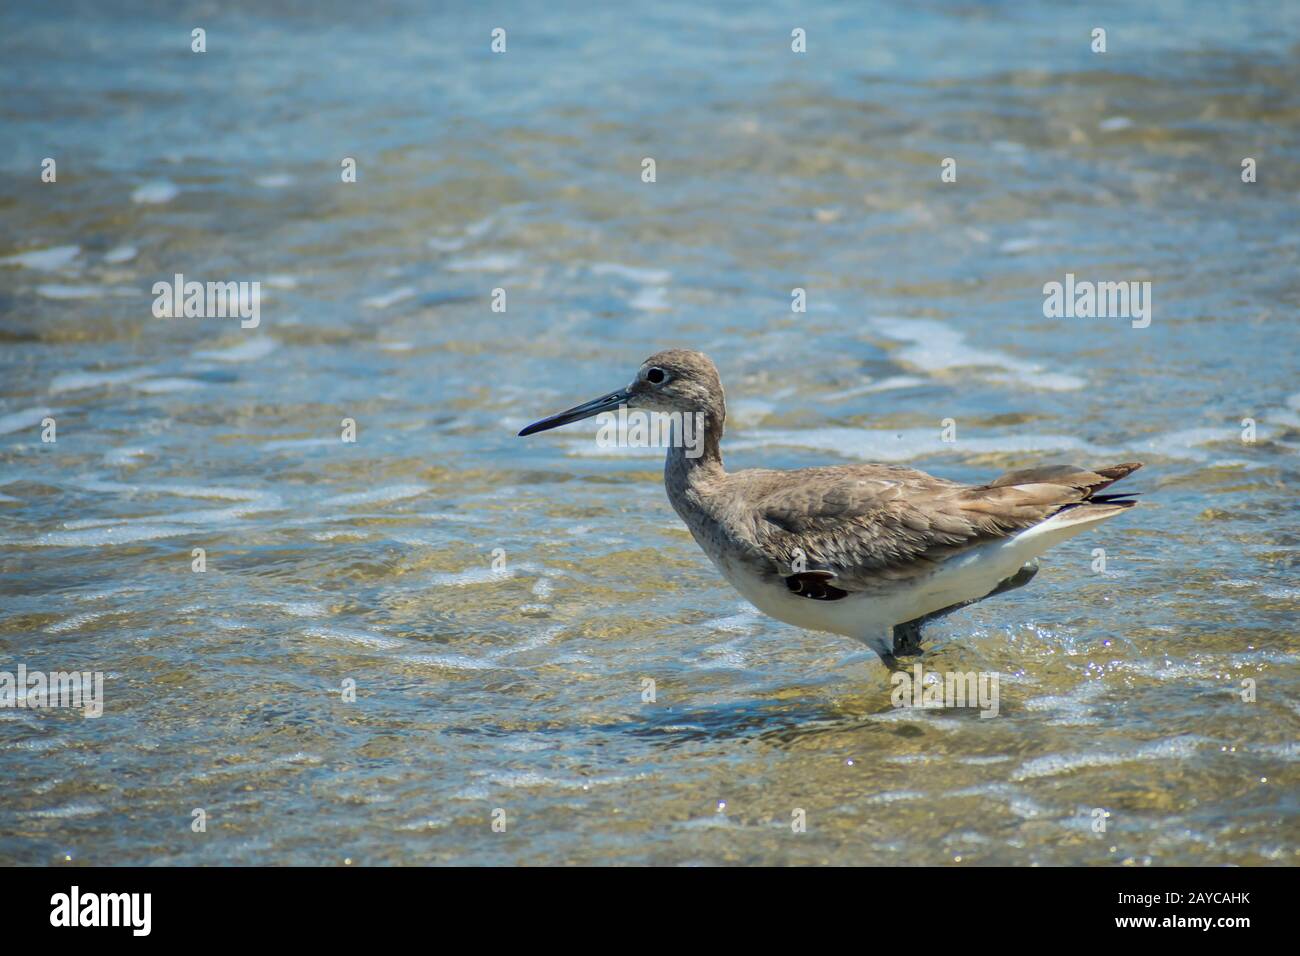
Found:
518,388 -> 630,436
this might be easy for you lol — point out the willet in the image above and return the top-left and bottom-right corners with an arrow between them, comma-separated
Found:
519,349 -> 1141,663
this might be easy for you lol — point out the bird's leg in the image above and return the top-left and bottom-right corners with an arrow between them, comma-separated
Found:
889,560 -> 1040,656
984,560 -> 1040,598
891,617 -> 925,657
861,628 -> 897,664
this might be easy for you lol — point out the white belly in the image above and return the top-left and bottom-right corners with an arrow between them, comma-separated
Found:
705,508 -> 1113,646
713,556 -> 895,637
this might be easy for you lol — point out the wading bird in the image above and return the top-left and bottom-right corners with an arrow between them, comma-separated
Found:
519,350 -> 1140,663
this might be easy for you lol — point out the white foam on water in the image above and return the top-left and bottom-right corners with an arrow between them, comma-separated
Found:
322,484 -> 428,507
486,770 -> 632,791
75,479 -> 272,502
1273,404 -> 1300,430
863,790 -> 928,804
0,244 -> 80,270
629,286 -> 669,311
72,584 -> 148,601
0,407 -> 54,435
195,337 -> 278,362
1011,735 -> 1208,781
677,812 -> 749,831
384,528 -> 458,546
872,317 -> 1085,391
102,244 -> 137,264
134,377 -> 206,393
425,566 -> 518,587
427,235 -> 467,252
1023,700 -> 1102,725
196,753 -> 325,781
396,817 -> 452,832
870,706 -> 962,728
986,368 -> 1085,392
138,505 -> 263,525
22,803 -> 105,819
1254,742 -> 1300,760
463,215 -> 498,238
44,611 -> 108,634
1117,659 -> 1228,682
400,652 -> 503,670
302,625 -> 404,650
1139,426 -> 1259,461
821,375 -> 929,402
948,783 -> 1046,819
0,711 -> 43,730
410,512 -> 478,528
692,639 -> 750,670
53,483 -> 278,527
444,252 -> 521,272
1023,680 -> 1108,722
703,606 -> 762,634
255,173 -> 294,188
1012,750 -> 1126,780
36,283 -> 110,300
11,523 -> 193,547
131,180 -> 180,204
50,367 -> 153,393
262,437 -> 337,451
499,624 -> 566,656
727,397 -> 775,426
498,737 -> 556,753
212,618 -> 257,631
253,600 -> 331,618
726,426 -> 1111,462
362,286 -> 415,309
590,262 -> 672,284
311,530 -> 375,543
999,237 -> 1040,253
1099,116 -> 1134,131
2,735 -> 64,751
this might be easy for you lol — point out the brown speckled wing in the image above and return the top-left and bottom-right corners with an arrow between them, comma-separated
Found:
735,462 -> 1141,592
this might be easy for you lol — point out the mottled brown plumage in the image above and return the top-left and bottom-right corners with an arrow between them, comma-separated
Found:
729,460 -> 1140,589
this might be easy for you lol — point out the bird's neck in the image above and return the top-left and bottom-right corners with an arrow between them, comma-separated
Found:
664,408 -> 725,496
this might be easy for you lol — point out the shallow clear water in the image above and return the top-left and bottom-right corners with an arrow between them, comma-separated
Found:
1,0 -> 1297,865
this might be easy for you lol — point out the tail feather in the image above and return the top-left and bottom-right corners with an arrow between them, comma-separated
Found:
1090,462 -> 1143,492
1016,461 -> 1143,536
985,461 -> 1142,495
962,461 -> 1144,524
1086,491 -> 1140,506
1057,462 -> 1143,513
1045,501 -> 1134,529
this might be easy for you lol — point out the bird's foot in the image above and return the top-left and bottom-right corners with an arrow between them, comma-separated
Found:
891,618 -> 926,658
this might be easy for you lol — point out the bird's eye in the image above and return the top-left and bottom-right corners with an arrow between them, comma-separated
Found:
646,367 -> 666,384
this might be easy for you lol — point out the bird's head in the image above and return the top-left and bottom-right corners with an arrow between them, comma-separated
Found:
518,349 -> 725,436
